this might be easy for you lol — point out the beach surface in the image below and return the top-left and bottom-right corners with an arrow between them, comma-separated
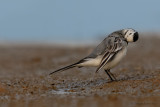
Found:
0,35 -> 160,107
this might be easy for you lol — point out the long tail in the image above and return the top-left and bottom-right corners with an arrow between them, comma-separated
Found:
49,58 -> 87,75
49,63 -> 78,75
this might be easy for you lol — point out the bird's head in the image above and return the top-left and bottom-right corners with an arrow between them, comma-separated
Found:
122,28 -> 139,42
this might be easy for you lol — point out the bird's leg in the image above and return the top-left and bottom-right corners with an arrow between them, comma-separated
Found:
108,70 -> 117,81
105,70 -> 114,81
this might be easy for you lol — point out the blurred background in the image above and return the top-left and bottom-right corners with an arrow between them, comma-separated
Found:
0,0 -> 160,45
1,1 -> 160,107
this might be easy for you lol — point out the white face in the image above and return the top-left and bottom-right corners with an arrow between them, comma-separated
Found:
123,29 -> 139,42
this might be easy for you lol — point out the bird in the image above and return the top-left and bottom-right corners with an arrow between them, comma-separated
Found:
49,28 -> 139,81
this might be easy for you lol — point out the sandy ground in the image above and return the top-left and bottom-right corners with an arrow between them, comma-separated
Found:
0,35 -> 160,107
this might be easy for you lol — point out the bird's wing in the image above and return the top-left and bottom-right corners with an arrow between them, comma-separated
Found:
87,33 -> 122,58
95,36 -> 124,73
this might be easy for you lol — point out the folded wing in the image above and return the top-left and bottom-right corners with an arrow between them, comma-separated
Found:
95,36 -> 124,73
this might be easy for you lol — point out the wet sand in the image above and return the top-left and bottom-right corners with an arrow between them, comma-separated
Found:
0,35 -> 160,107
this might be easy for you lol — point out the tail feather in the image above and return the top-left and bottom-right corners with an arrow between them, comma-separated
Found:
49,63 -> 77,75
49,58 -> 87,75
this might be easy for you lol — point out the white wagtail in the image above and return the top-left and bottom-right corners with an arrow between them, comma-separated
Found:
49,28 -> 139,81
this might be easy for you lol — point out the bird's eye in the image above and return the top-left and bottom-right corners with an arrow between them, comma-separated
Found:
129,33 -> 132,35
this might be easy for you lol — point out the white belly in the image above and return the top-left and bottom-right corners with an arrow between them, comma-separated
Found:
79,47 -> 127,69
78,48 -> 127,69
104,47 -> 127,69
79,56 -> 102,67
